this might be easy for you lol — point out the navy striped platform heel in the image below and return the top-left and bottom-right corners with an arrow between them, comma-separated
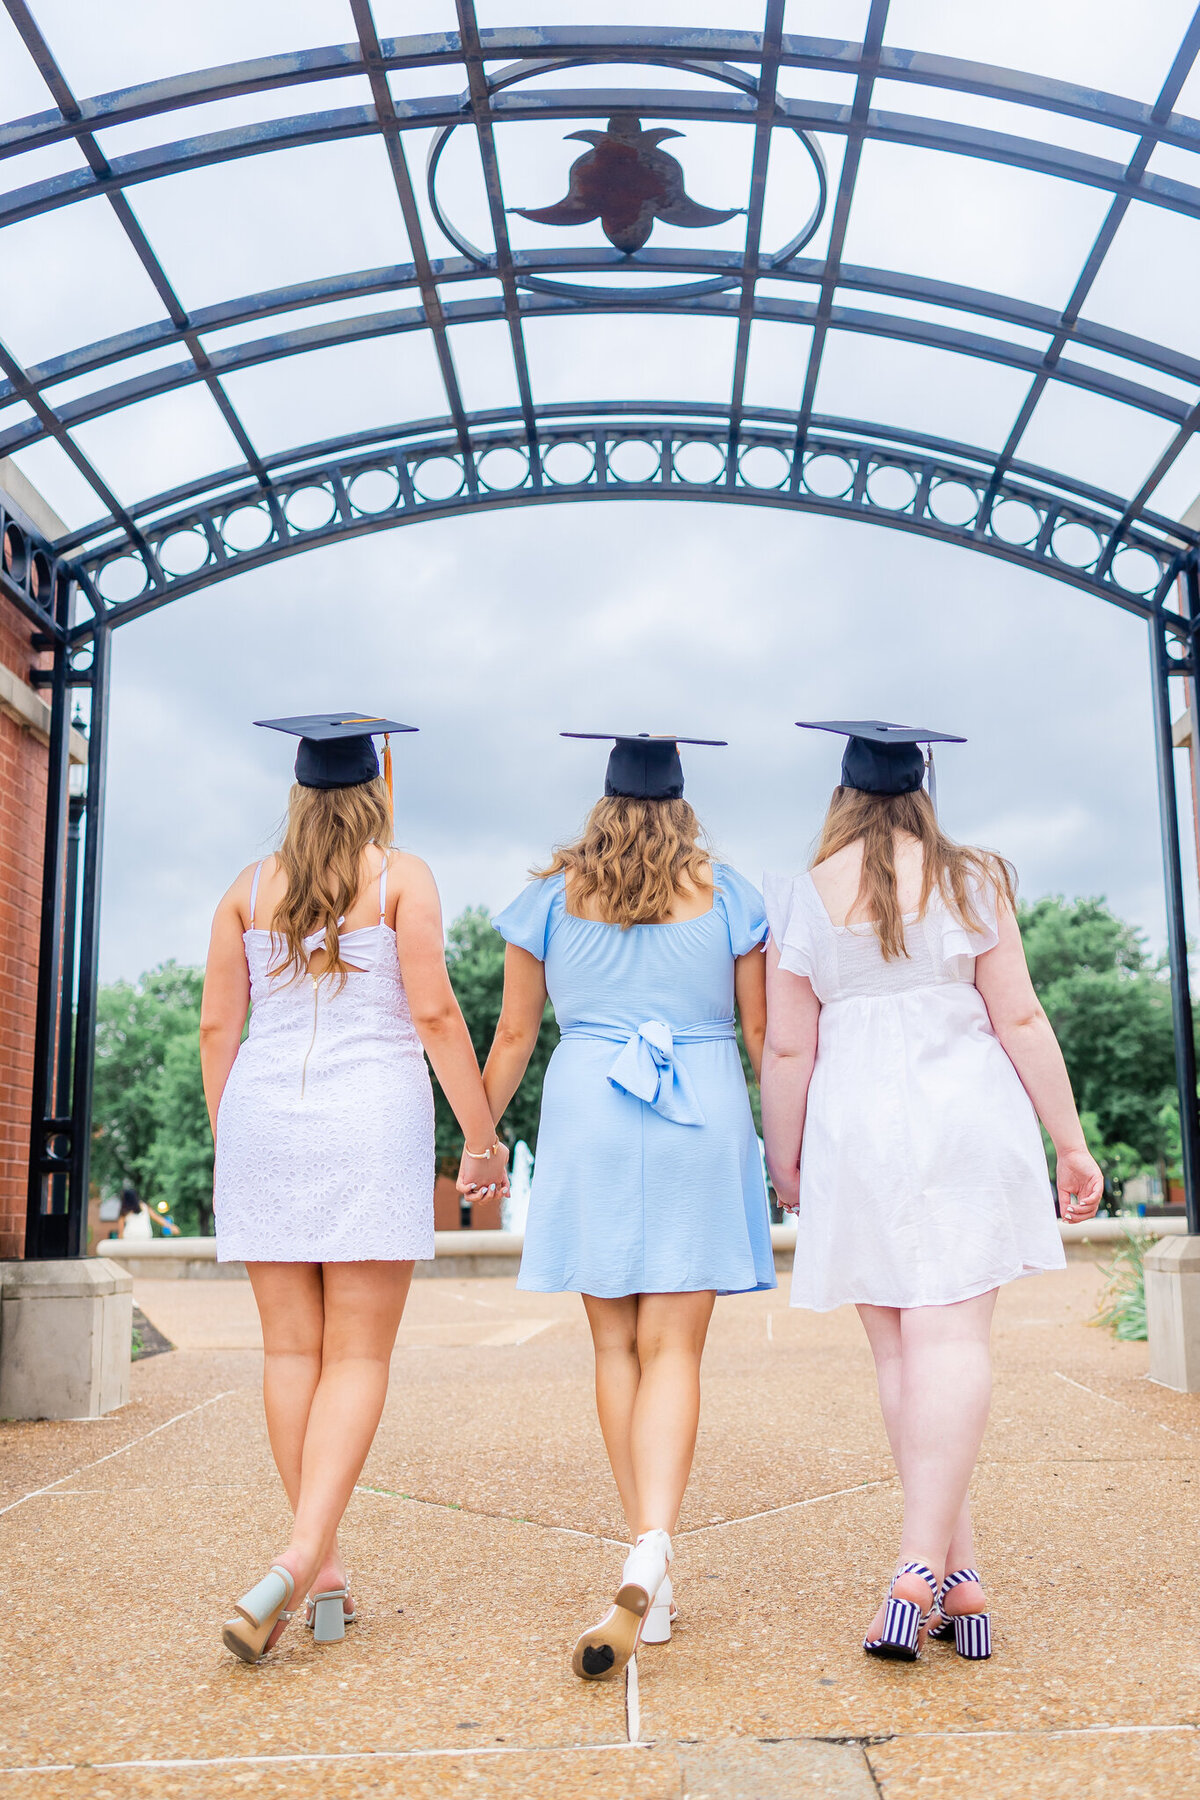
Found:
929,1568 -> 992,1659
863,1562 -> 938,1662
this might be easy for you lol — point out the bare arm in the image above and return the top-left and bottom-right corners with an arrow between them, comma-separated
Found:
392,855 -> 508,1190
735,946 -> 767,1082
760,939 -> 822,1212
974,901 -> 1103,1219
481,945 -> 548,1126
199,868 -> 254,1139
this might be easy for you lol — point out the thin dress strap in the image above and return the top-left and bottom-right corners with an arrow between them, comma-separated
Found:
248,860 -> 264,930
378,851 -> 389,925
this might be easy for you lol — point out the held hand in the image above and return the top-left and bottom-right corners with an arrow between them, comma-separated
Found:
1056,1145 -> 1104,1222
770,1169 -> 801,1217
456,1139 -> 511,1204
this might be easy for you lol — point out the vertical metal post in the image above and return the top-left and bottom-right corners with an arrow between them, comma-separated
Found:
1150,609 -> 1200,1233
25,573 -> 73,1259
47,787 -> 84,1223
65,625 -> 111,1258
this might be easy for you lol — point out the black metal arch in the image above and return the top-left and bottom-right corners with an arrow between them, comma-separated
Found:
3,0 -> 1200,1257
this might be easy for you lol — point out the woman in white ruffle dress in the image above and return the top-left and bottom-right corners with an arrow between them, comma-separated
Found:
761,728 -> 1102,1667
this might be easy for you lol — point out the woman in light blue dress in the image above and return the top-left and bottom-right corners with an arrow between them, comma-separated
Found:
471,733 -> 774,1682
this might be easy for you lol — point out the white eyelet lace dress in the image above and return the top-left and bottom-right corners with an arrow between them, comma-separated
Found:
213,858 -> 435,1263
763,869 -> 1065,1312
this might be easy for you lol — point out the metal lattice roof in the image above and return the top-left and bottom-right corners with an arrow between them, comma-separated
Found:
3,0 -> 1200,644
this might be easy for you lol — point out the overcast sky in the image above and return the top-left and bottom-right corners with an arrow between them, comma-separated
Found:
1,0 -> 1198,981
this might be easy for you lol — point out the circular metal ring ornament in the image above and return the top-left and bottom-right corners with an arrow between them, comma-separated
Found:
426,56 -> 827,303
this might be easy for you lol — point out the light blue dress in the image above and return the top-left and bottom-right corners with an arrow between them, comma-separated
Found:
493,865 -> 776,1298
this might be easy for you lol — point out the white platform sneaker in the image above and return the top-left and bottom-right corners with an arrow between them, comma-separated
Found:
571,1529 -> 674,1680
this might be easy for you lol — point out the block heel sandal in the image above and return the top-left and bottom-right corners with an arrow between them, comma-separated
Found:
863,1561 -> 938,1662
222,1564 -> 296,1664
928,1568 -> 992,1660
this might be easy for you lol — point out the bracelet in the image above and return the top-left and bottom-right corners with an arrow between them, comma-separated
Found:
464,1137 -> 505,1160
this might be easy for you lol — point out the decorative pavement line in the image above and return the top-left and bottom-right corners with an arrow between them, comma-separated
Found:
678,1478 -> 896,1535
0,1741 -> 650,1776
0,1390 -> 242,1519
896,1723 -> 1200,1741
4,1723 -> 1199,1778
1052,1370 -> 1199,1443
354,1483 -> 630,1549
351,1475 -> 897,1549
625,1654 -> 641,1745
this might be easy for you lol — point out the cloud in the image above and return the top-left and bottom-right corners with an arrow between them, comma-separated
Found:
101,495 -> 1170,979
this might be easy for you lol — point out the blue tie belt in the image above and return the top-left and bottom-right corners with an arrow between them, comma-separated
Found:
558,1019 -> 736,1127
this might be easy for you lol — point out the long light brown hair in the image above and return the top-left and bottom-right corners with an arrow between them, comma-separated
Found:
535,795 -> 712,928
812,786 -> 1014,961
270,777 -> 393,987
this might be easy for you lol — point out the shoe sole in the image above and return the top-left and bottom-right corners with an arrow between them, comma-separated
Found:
572,1598 -> 646,1681
222,1622 -> 265,1664
863,1640 -> 920,1662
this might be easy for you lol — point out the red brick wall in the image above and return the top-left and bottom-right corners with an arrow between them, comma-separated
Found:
433,1174 -> 502,1231
0,595 -> 49,1258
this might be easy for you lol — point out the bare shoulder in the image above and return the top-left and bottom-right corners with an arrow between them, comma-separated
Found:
388,849 -> 436,886
220,857 -> 272,922
388,850 -> 441,909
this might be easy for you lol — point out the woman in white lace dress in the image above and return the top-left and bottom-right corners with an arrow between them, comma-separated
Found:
761,721 -> 1102,1666
201,713 -> 508,1663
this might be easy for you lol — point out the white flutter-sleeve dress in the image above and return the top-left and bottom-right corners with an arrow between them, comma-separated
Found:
763,869 -> 1065,1312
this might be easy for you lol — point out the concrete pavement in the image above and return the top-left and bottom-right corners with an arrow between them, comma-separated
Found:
1,1264 -> 1197,1798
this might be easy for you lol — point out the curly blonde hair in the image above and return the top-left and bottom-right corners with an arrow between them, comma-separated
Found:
270,777 -> 393,987
535,796 -> 712,928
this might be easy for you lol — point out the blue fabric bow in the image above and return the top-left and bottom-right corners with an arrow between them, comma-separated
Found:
605,1020 -> 707,1126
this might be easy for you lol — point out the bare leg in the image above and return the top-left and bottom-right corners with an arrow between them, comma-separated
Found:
857,1292 -> 996,1636
252,1261 -> 413,1625
858,1303 -> 903,1466
630,1291 -> 715,1533
938,1499 -> 986,1618
896,1290 -> 996,1578
248,1262 -> 325,1510
582,1291 -> 716,1536
582,1294 -> 641,1537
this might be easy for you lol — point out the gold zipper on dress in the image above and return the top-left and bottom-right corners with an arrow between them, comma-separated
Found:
299,973 -> 320,1100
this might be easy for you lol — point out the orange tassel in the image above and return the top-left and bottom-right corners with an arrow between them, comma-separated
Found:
383,733 -> 393,806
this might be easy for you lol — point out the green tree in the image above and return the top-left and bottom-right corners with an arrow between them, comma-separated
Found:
432,906 -> 558,1167
91,962 -> 205,1213
1017,897 -> 1179,1191
140,1029 -> 214,1236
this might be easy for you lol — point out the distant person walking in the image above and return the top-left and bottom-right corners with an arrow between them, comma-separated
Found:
201,712 -> 507,1664
761,720 -> 1102,1665
480,733 -> 775,1682
117,1182 -> 154,1240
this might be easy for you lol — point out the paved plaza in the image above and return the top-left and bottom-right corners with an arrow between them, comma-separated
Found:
2,1261 -> 1197,1799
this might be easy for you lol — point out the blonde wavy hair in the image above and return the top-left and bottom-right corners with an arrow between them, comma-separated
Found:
270,777 -> 393,987
813,785 -> 1014,962
535,795 -> 712,928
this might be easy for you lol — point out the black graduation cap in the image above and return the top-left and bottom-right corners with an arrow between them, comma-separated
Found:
562,732 -> 727,800
797,719 -> 965,797
256,712 -> 417,791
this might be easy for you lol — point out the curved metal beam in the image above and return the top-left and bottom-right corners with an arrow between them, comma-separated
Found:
4,31 -> 1200,166
5,84 -> 1200,234
65,411 -> 1192,643
5,254 -> 1199,414
2,286 -> 1191,473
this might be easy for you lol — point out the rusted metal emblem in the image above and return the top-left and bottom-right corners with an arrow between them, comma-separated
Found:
511,114 -> 741,253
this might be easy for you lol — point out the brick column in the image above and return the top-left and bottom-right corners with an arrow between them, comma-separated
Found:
0,594 -> 50,1258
